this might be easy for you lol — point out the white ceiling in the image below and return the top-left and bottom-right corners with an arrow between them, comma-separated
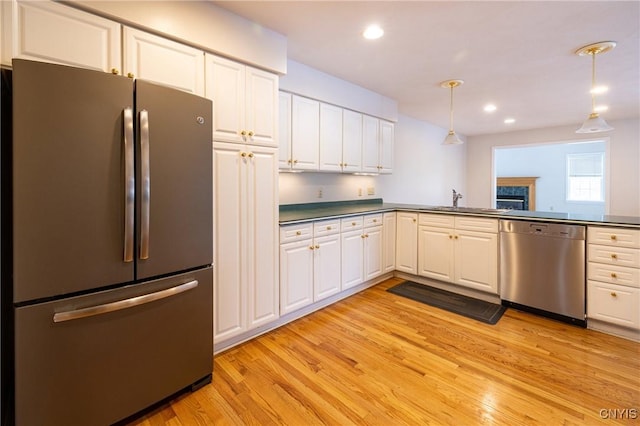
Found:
213,0 -> 639,136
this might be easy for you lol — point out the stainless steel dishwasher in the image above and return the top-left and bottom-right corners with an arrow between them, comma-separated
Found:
500,220 -> 586,326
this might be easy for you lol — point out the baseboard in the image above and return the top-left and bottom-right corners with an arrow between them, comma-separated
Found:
587,319 -> 640,342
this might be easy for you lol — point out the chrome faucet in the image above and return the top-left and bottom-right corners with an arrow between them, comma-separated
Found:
452,189 -> 463,208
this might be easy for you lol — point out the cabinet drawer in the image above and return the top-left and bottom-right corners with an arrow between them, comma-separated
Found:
364,213 -> 383,228
419,213 -> 455,228
314,219 -> 341,237
341,216 -> 363,231
588,244 -> 640,269
587,280 -> 640,329
280,223 -> 313,243
588,227 -> 640,248
588,262 -> 640,288
455,217 -> 499,233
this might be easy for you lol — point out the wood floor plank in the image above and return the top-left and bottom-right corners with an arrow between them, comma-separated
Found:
127,278 -> 640,425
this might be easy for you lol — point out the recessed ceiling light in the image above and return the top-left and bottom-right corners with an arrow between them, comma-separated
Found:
594,105 -> 609,112
504,118 -> 516,124
591,85 -> 609,95
363,24 -> 384,40
484,104 -> 497,112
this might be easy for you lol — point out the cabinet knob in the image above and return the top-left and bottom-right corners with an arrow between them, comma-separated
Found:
240,130 -> 247,136
309,246 -> 315,250
611,292 -> 617,298
412,218 -> 417,223
373,219 -> 377,223
294,159 -> 298,164
352,222 -> 356,226
610,235 -> 617,240
295,231 -> 301,236
288,159 -> 292,164
365,234 -> 369,238
611,272 -> 618,279
315,245 -> 320,249
449,235 -> 453,239
454,235 -> 459,240
127,72 -> 134,79
248,131 -> 254,137
344,163 -> 348,167
111,68 -> 120,75
361,234 -> 366,239
240,152 -> 247,158
248,152 -> 254,158
327,226 -> 332,230
611,254 -> 618,260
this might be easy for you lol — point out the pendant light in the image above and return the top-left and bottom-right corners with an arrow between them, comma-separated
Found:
575,41 -> 616,133
441,80 -> 464,144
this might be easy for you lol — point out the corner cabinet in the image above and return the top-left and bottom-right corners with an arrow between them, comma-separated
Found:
206,54 -> 278,146
1,0 -> 120,71
418,214 -> 498,294
213,142 -> 279,344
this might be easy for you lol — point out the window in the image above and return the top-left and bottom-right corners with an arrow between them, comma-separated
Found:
566,152 -> 604,202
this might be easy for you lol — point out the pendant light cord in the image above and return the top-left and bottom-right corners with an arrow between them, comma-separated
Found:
449,83 -> 454,132
590,50 -> 597,113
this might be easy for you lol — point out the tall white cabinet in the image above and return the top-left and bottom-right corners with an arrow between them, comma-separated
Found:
212,142 -> 279,342
205,54 -> 278,145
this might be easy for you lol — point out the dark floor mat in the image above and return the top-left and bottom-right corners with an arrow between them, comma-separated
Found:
387,281 -> 506,325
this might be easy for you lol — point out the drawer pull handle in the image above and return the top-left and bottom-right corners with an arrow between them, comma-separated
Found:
327,226 -> 332,230
352,222 -> 356,226
611,254 -> 618,260
610,273 -> 617,279
373,219 -> 377,223
610,235 -> 617,240
611,292 -> 617,298
296,231 -> 301,236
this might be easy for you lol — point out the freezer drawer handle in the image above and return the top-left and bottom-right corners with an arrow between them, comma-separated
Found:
140,109 -> 150,260
52,280 -> 198,323
123,107 -> 135,263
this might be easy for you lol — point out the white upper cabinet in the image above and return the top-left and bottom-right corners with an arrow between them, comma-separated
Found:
206,54 -> 278,146
278,92 -> 293,169
289,94 -> 320,171
2,0 -> 120,71
380,120 -> 394,174
361,115 -> 380,173
342,109 -> 363,173
123,27 -> 204,95
319,103 -> 343,172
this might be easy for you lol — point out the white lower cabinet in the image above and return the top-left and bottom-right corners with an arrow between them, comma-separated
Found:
418,214 -> 498,294
213,142 -> 279,343
382,212 -> 397,273
587,226 -> 640,332
395,212 -> 418,274
341,215 -> 383,290
280,220 -> 341,315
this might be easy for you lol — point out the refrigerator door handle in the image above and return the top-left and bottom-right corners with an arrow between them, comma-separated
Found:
140,109 -> 150,260
123,107 -> 135,263
52,280 -> 199,323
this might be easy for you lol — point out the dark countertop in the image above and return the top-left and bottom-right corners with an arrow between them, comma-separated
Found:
279,199 -> 640,228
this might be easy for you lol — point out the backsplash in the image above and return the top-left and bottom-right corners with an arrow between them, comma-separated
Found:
279,172 -> 381,205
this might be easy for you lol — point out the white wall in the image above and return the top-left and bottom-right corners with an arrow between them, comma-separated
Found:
377,114 -> 466,205
467,117 -> 640,216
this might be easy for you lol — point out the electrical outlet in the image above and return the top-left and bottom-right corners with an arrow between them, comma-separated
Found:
318,188 -> 323,198
367,187 -> 375,195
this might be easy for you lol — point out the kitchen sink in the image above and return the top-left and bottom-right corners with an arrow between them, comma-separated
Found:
427,206 -> 511,214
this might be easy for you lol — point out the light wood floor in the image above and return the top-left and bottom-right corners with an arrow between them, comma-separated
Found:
128,278 -> 640,425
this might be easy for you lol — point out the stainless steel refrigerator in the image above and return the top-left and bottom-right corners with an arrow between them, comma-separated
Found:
1,59 -> 213,425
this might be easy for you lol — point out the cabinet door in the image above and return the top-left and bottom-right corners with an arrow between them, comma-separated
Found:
123,27 -> 204,95
278,91 -> 292,169
319,103 -> 343,171
291,95 -> 320,170
342,109 -> 363,173
361,115 -> 380,173
418,226 -> 454,282
3,0 -> 120,71
395,212 -> 418,274
212,143 -> 245,342
205,53 -> 245,143
454,230 -> 498,293
246,145 -> 280,327
383,212 -> 397,273
314,233 -> 342,301
245,66 -> 278,146
341,229 -> 364,289
364,226 -> 384,280
380,120 -> 394,174
280,240 -> 314,315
